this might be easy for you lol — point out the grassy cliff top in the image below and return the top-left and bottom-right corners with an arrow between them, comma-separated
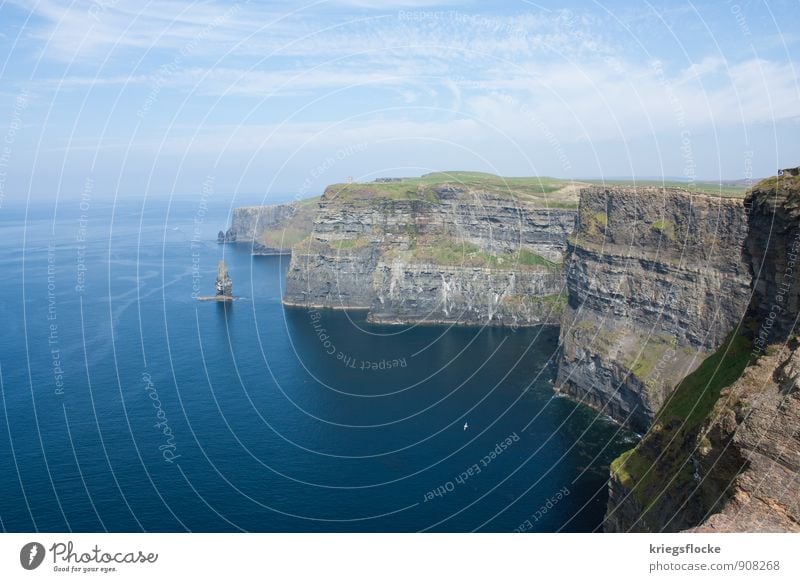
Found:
750,172 -> 800,195
582,179 -> 751,198
257,197 -> 321,249
322,171 -> 583,208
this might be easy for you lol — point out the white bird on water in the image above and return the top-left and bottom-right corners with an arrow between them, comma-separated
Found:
463,422 -> 469,431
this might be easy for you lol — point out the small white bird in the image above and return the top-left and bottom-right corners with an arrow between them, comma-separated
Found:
463,422 -> 469,431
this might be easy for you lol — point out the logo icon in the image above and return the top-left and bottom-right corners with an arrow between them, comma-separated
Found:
20,542 -> 45,570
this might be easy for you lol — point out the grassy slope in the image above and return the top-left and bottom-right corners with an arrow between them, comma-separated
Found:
610,332 -> 752,527
323,171 -> 582,208
259,196 -> 321,249
404,236 -> 560,270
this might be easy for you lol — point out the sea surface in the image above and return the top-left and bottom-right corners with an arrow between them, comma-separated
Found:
0,197 -> 636,532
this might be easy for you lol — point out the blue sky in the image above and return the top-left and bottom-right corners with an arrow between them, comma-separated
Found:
0,0 -> 798,201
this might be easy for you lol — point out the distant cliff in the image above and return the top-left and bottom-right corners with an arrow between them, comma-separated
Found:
555,187 -> 751,432
282,173 -> 579,326
220,199 -> 319,255
605,171 -> 800,532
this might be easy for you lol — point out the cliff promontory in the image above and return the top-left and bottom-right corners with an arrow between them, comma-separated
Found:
283,173 -> 579,326
605,171 -> 800,532
220,199 -> 319,255
556,187 -> 752,432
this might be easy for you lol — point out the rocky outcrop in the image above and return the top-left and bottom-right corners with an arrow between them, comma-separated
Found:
221,201 -> 319,255
605,172 -> 800,532
283,179 -> 576,326
556,187 -> 751,432
368,262 -> 565,327
689,343 -> 800,532
215,260 -> 233,297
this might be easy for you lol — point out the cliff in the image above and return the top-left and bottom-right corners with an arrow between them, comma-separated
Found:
555,187 -> 751,432
220,199 -> 319,255
605,171 -> 800,532
283,173 -> 578,326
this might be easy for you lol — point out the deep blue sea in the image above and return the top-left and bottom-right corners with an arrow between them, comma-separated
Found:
0,196 -> 635,532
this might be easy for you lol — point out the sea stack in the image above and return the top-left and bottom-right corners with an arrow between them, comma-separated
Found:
215,260 -> 233,298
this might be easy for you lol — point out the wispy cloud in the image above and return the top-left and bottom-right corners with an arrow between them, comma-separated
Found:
3,0 -> 798,194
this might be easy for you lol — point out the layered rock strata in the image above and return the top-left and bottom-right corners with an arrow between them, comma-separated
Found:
221,201 -> 318,255
605,172 -> 800,532
283,181 -> 577,326
556,187 -> 751,432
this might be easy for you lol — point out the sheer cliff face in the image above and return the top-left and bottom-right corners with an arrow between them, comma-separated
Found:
224,201 -> 319,254
556,187 -> 751,432
283,184 -> 576,326
605,173 -> 800,533
690,174 -> 800,532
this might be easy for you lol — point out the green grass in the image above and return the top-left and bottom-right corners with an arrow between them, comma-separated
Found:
582,178 -> 750,198
651,218 -> 676,241
516,249 -> 560,268
334,236 -> 373,251
655,332 -> 752,430
259,197 -> 320,249
323,171 -> 580,207
501,292 -> 568,315
609,331 -> 753,526
751,174 -> 800,195
593,212 -> 608,226
610,448 -> 636,489
406,236 -> 560,270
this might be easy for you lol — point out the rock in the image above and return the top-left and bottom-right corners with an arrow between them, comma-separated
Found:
604,172 -> 800,532
215,260 -> 232,297
282,181 -> 576,326
223,201 -> 317,254
556,187 -> 751,432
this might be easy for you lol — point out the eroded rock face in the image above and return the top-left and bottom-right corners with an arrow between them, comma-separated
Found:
689,174 -> 800,532
605,173 -> 800,533
689,345 -> 800,532
284,185 -> 575,326
368,263 -> 566,326
556,187 -> 751,431
745,175 -> 800,355
222,204 -> 300,254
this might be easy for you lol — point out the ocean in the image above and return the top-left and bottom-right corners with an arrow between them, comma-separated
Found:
0,196 -> 635,532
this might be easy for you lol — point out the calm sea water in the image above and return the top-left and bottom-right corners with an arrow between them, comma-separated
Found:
0,197 -> 635,532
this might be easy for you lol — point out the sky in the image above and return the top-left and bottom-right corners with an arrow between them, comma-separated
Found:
0,0 -> 798,202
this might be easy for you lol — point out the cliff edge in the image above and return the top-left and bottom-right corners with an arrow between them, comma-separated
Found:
556,186 -> 751,432
220,198 -> 319,255
283,173 -> 579,327
605,170 -> 800,532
